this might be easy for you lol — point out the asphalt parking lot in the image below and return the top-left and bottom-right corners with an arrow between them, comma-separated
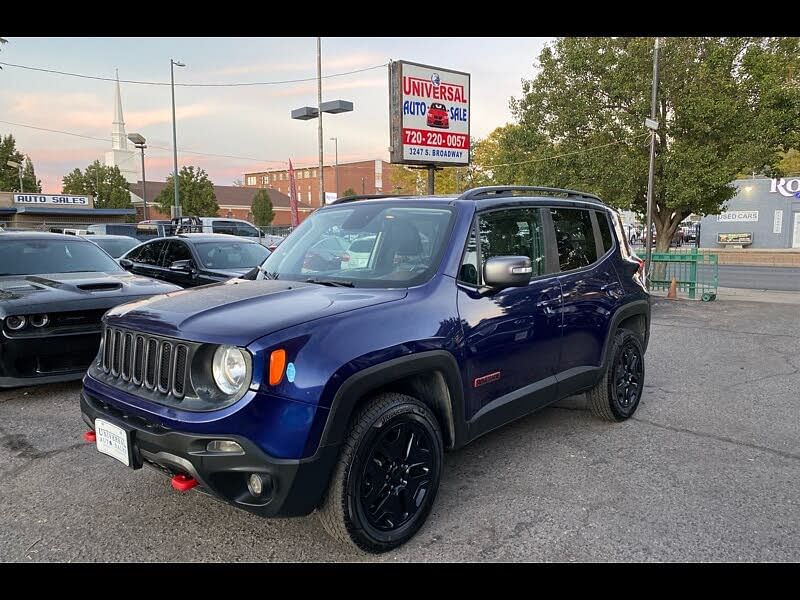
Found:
1,298 -> 798,562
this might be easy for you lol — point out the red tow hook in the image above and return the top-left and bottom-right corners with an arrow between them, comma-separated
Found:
171,474 -> 198,492
83,430 -> 97,443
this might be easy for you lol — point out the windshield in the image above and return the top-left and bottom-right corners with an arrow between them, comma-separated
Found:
91,237 -> 140,258
194,241 -> 270,270
257,203 -> 455,288
0,239 -> 126,275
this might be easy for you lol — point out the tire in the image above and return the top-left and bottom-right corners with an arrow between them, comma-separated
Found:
588,328 -> 645,422
318,392 -> 443,553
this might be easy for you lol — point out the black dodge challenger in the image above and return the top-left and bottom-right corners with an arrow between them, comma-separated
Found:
0,231 -> 182,388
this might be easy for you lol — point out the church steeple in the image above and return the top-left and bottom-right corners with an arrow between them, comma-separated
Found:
111,69 -> 128,150
105,69 -> 137,183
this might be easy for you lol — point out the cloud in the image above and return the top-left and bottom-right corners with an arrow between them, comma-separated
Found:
3,91 -> 220,132
269,77 -> 386,98
210,52 -> 386,77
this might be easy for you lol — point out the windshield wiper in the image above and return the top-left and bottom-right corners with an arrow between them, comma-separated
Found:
305,278 -> 355,288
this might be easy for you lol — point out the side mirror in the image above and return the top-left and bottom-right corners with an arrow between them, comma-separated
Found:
169,259 -> 195,273
483,256 -> 532,290
119,258 -> 133,270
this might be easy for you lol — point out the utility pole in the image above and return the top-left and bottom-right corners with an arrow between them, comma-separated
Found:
317,37 -> 324,207
644,37 -> 661,290
170,59 -> 186,217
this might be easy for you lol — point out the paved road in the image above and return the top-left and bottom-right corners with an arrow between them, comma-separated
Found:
704,265 -> 800,291
1,299 -> 798,562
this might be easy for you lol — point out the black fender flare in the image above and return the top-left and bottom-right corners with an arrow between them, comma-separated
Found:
317,350 -> 467,451
598,298 -> 651,369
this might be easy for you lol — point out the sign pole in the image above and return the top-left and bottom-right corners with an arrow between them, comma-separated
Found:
427,165 -> 435,195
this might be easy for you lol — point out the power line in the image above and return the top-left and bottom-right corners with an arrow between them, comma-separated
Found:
0,61 -> 389,87
480,133 -> 652,169
0,119 -> 285,164
0,119 -> 384,170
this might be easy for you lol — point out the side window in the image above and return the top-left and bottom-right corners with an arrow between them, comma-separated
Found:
212,220 -> 237,235
596,210 -> 614,254
551,208 -> 598,271
460,208 -> 547,286
458,224 -> 479,285
237,223 -> 260,237
162,241 -> 193,266
131,240 -> 166,266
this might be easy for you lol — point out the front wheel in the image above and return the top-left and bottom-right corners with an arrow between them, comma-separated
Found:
588,329 -> 645,422
318,392 -> 443,553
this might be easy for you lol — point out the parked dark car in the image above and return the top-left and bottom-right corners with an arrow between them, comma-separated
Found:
82,234 -> 140,258
79,186 -> 650,553
118,233 -> 270,288
426,102 -> 449,129
0,232 -> 180,388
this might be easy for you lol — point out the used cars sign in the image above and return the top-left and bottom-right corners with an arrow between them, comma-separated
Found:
14,194 -> 90,206
389,60 -> 471,167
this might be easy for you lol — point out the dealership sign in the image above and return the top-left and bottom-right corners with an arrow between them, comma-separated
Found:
717,210 -> 759,223
770,178 -> 800,198
389,60 -> 470,166
14,194 -> 89,206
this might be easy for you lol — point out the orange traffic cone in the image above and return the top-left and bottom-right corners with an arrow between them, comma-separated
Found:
667,276 -> 678,299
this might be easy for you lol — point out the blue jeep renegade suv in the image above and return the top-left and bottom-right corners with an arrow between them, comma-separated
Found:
80,186 -> 650,553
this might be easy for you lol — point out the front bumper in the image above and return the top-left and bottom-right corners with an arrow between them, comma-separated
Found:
80,390 -> 340,517
0,327 -> 102,389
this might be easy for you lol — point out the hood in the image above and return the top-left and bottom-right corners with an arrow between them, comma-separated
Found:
0,272 -> 182,315
104,278 -> 408,346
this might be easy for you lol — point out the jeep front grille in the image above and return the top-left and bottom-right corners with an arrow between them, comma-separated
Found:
100,326 -> 193,399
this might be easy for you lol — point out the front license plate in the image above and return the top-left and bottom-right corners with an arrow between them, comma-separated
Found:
95,418 -> 131,467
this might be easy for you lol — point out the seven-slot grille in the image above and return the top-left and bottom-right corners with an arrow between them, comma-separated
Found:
101,326 -> 190,398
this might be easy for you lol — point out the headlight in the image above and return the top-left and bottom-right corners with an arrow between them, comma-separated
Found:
5,315 -> 27,330
212,345 -> 249,395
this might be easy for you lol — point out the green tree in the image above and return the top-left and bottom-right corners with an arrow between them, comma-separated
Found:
341,187 -> 357,198
155,166 -> 219,216
778,149 -> 800,175
251,188 -> 275,226
505,37 -> 800,250
62,160 -> 131,209
1,134 -> 42,192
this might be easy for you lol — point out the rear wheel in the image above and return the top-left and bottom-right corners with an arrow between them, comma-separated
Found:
318,392 -> 443,553
588,329 -> 645,422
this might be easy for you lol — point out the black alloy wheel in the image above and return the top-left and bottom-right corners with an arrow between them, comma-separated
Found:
612,341 -> 643,412
357,420 -> 437,532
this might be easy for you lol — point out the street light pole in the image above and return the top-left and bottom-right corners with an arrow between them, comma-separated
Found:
644,37 -> 661,290
317,37 -> 324,208
170,59 -> 185,218
128,133 -> 148,221
330,137 -> 339,198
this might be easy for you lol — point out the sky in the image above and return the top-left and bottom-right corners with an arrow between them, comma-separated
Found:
0,37 -> 552,193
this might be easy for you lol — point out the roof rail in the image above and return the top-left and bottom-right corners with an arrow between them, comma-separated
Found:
330,193 -> 415,205
458,186 -> 602,202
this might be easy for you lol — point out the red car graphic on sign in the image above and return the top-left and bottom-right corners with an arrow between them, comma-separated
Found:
426,103 -> 450,129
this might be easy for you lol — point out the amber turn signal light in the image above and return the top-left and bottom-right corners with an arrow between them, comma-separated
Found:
269,349 -> 287,386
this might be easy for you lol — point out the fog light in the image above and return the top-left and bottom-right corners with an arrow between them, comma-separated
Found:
206,440 -> 244,454
5,315 -> 26,330
30,314 -> 49,328
247,473 -> 264,497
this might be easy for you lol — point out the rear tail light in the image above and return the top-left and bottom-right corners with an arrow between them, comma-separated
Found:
340,253 -> 350,262
632,255 -> 645,279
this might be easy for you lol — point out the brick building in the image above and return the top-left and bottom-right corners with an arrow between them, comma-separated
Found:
128,181 -> 313,226
243,159 -> 393,209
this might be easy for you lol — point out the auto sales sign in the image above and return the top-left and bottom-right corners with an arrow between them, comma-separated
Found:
389,60 -> 470,167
